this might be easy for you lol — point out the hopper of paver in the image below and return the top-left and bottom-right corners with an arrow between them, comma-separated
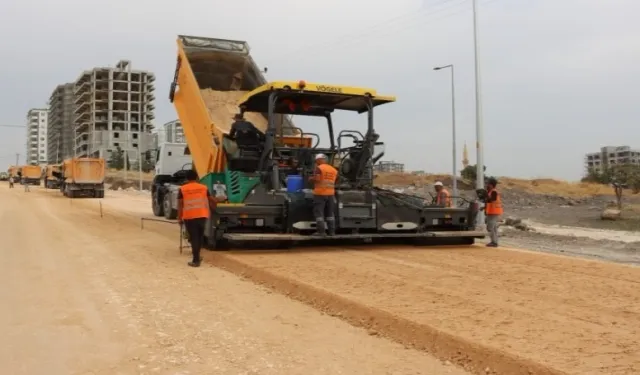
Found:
169,35 -> 299,192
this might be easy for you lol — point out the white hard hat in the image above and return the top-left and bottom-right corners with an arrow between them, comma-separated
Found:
315,154 -> 327,160
434,181 -> 443,187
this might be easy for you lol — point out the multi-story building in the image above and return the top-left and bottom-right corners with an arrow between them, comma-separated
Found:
585,146 -> 640,173
25,108 -> 48,166
47,83 -> 75,163
73,60 -> 155,162
156,120 -> 185,145
373,160 -> 405,173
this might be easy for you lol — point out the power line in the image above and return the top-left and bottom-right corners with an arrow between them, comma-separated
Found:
296,0 -> 501,59
285,0 -> 464,56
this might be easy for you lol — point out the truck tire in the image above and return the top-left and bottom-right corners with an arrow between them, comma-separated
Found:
163,193 -> 177,220
152,189 -> 164,217
68,190 -> 76,198
97,190 -> 105,199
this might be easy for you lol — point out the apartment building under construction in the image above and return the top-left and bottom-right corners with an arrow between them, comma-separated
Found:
73,60 -> 155,162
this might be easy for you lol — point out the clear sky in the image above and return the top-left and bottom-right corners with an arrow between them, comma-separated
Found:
1,0 -> 638,180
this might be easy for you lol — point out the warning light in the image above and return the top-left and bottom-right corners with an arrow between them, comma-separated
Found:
298,80 -> 306,89
283,99 -> 296,112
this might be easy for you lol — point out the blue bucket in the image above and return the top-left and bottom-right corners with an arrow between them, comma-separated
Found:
286,174 -> 304,193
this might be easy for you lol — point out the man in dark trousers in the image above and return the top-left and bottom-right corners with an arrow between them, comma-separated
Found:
177,170 -> 223,267
310,154 -> 338,236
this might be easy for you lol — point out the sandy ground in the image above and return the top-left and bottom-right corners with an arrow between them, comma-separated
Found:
90,189 -> 640,374
0,183 -> 469,375
5,185 -> 640,374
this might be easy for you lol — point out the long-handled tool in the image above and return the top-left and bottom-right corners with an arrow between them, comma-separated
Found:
140,217 -> 190,254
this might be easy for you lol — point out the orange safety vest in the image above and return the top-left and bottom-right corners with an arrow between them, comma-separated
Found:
313,163 -> 338,196
436,188 -> 452,207
485,188 -> 503,215
179,182 -> 210,220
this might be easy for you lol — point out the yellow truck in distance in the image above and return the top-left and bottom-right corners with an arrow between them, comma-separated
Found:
60,158 -> 106,198
21,165 -> 42,185
7,166 -> 19,182
44,164 -> 63,189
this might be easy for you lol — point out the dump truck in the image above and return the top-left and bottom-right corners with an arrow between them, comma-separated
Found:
7,166 -> 19,182
60,158 -> 106,198
44,164 -> 63,189
21,165 -> 42,185
157,34 -> 487,250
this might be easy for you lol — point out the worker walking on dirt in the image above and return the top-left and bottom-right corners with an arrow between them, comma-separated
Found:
484,177 -> 503,247
310,154 -> 338,236
177,170 -> 223,267
433,181 -> 452,207
9,176 -> 14,188
24,181 -> 30,192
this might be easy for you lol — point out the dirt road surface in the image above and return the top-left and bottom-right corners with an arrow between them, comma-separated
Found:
4,185 -> 640,374
0,184 -> 469,375
100,190 -> 640,375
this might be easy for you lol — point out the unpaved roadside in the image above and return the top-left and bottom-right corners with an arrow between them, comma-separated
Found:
0,184 -> 470,375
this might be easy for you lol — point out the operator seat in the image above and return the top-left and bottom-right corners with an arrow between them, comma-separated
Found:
224,119 -> 265,173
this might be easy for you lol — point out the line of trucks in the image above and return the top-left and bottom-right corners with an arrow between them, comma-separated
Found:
4,158 -> 106,198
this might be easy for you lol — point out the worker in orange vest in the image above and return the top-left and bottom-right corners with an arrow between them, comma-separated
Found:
434,181 -> 452,207
484,177 -> 503,247
177,170 -> 223,267
310,154 -> 338,236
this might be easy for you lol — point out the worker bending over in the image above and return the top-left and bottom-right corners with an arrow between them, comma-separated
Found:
177,170 -> 224,267
433,181 -> 451,207
310,154 -> 338,236
484,177 -> 503,247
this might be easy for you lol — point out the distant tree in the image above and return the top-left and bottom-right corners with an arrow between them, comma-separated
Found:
583,164 -> 640,194
461,164 -> 487,185
108,146 -> 125,170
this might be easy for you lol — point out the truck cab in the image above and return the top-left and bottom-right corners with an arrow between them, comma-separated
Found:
151,142 -> 193,219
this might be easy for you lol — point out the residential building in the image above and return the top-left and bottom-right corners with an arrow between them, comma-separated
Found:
374,160 -> 405,173
25,108 -> 48,166
74,60 -> 155,162
47,83 -> 75,163
585,146 -> 640,173
156,120 -> 185,144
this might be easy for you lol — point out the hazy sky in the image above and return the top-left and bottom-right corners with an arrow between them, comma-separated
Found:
1,0 -> 639,180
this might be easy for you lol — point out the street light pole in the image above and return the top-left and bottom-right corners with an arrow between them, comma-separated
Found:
472,0 -> 486,228
433,64 -> 457,206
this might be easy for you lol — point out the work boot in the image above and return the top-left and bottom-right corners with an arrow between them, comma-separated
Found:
188,261 -> 201,267
486,242 -> 498,248
313,221 -> 326,237
326,220 -> 336,236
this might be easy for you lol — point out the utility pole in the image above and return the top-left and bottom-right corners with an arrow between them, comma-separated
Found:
472,0 -> 486,228
138,143 -> 143,191
15,153 -> 19,166
433,64 -> 458,206
56,134 -> 60,163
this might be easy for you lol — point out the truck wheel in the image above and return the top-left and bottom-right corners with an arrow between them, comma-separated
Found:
205,232 -> 229,251
152,191 -> 164,217
163,193 -> 177,220
98,190 -> 105,199
68,190 -> 76,198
